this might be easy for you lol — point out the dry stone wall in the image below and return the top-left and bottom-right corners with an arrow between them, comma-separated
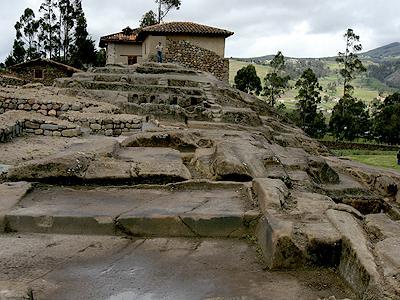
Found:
0,90 -> 119,117
62,112 -> 144,136
12,63 -> 74,86
0,75 -> 28,87
164,39 -> 229,82
0,111 -> 81,142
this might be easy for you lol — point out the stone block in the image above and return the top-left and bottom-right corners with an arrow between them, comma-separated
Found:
48,109 -> 57,116
71,104 -> 81,111
38,109 -> 47,115
60,104 -> 70,111
365,213 -> 400,239
252,178 -> 288,212
90,123 -> 102,130
25,121 -> 40,129
375,237 -> 400,295
326,209 -> 383,299
41,124 -> 59,131
61,128 -> 79,137
256,213 -> 303,269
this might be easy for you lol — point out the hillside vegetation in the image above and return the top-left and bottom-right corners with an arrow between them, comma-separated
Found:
230,43 -> 400,112
230,58 -> 391,112
361,42 -> 400,60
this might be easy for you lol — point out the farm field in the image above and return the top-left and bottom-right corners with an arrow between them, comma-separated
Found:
229,59 -> 392,112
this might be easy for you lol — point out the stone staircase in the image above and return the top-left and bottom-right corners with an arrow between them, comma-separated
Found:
4,182 -> 259,237
55,64 -> 211,121
53,63 -> 269,126
200,82 -> 223,122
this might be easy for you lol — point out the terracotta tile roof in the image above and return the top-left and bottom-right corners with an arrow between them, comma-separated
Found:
100,22 -> 234,47
99,27 -> 141,47
138,22 -> 234,39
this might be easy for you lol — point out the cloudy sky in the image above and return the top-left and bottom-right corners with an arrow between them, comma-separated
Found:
1,0 -> 400,62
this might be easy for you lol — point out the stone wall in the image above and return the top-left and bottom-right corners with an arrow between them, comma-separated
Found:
62,112 -> 144,137
0,94 -> 116,117
164,39 -> 229,82
0,119 -> 24,142
320,140 -> 400,151
0,75 -> 28,87
0,111 -> 81,143
12,62 -> 75,86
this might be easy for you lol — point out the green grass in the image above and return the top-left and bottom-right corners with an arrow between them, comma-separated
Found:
229,58 -> 393,112
332,150 -> 400,171
229,59 -> 271,86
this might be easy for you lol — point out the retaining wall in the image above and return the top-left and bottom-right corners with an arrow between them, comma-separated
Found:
0,96 -> 111,117
62,112 -> 144,136
0,111 -> 81,143
320,140 -> 400,151
165,39 -> 229,82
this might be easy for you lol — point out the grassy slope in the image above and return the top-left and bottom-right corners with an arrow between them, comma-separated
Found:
229,60 -> 271,85
229,59 -> 392,111
332,150 -> 400,171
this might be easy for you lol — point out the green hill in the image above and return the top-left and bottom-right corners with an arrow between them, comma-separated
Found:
361,42 -> 400,60
229,43 -> 400,107
229,57 -> 393,113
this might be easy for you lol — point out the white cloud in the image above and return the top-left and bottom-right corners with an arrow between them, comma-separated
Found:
1,0 -> 399,62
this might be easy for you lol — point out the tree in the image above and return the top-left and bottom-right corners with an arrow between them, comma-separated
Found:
294,68 -> 326,138
330,29 -> 369,141
95,49 -> 107,67
6,40 -> 27,66
69,0 -> 96,68
262,51 -> 290,107
4,55 -> 16,68
156,0 -> 181,23
329,95 -> 370,141
58,0 -> 75,61
234,65 -> 262,95
39,0 -> 60,59
140,10 -> 158,27
326,82 -> 337,95
336,29 -> 366,97
372,93 -> 400,144
15,8 -> 40,60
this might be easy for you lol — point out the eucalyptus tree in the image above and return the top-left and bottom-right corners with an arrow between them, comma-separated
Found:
262,51 -> 290,107
15,8 -> 40,60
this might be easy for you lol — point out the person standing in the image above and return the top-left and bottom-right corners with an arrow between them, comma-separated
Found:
156,42 -> 163,63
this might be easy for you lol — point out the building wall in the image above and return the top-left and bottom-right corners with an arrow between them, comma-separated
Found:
164,39 -> 229,82
12,62 -> 75,86
142,35 -> 167,60
107,43 -> 143,65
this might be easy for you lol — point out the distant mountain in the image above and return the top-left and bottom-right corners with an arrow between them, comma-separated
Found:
232,55 -> 275,63
231,42 -> 400,89
232,55 -> 330,64
235,42 -> 400,62
361,42 -> 400,60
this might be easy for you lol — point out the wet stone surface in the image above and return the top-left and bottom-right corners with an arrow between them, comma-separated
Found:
0,234 -> 355,300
